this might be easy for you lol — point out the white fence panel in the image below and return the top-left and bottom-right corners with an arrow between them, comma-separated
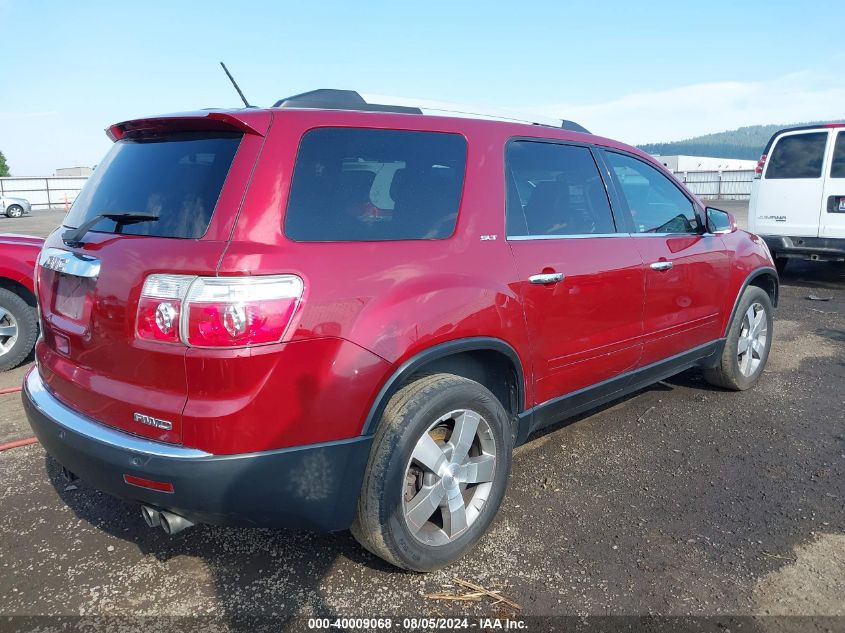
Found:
674,170 -> 755,200
0,177 -> 88,210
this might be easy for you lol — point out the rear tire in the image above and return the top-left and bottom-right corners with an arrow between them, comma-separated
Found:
703,286 -> 773,391
351,373 -> 513,571
774,257 -> 788,275
0,288 -> 37,371
5,205 -> 24,219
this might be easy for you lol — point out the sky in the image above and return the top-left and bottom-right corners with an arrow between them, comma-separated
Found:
1,0 -> 844,176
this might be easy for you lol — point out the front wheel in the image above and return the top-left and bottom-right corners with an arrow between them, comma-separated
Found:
5,205 -> 24,218
351,373 -> 513,571
0,288 -> 38,371
704,286 -> 773,390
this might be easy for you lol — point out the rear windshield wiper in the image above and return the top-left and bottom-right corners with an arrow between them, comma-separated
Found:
62,213 -> 159,248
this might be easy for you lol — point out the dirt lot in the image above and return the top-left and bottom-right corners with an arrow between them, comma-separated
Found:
1,206 -> 843,631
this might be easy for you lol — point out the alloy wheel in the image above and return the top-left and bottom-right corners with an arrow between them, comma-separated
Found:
0,306 -> 19,357
403,409 -> 497,547
737,302 -> 768,377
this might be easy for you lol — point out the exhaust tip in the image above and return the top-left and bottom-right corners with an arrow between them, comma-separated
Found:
141,505 -> 161,528
159,510 -> 194,535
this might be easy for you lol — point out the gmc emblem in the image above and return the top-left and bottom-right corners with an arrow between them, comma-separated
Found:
133,413 -> 173,431
43,255 -> 67,273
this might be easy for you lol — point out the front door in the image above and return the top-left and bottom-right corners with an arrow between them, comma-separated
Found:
602,150 -> 731,366
505,140 -> 644,407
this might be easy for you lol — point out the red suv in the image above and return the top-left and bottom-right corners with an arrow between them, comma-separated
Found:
24,91 -> 777,571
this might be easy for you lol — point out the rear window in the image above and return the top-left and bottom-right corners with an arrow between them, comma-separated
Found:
284,128 -> 466,241
65,133 -> 242,239
765,132 -> 828,179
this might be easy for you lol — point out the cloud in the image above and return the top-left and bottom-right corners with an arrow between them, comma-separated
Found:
526,70 -> 845,145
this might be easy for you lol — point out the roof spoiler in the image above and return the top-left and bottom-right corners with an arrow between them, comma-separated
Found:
106,111 -> 269,141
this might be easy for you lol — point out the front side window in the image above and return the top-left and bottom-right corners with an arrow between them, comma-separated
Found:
506,141 -> 616,237
284,128 -> 466,242
605,152 -> 699,234
766,132 -> 828,179
831,132 -> 845,178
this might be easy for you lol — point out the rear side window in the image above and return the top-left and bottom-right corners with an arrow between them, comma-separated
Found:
66,133 -> 242,239
831,133 -> 845,178
766,132 -> 828,179
605,152 -> 699,234
506,141 -> 616,237
284,128 -> 466,241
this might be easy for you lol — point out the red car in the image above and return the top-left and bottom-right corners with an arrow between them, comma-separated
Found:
24,92 -> 777,570
0,234 -> 41,371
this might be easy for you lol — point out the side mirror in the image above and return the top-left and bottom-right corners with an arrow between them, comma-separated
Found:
706,207 -> 737,234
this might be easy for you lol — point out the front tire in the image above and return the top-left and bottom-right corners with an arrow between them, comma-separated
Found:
5,205 -> 24,219
0,288 -> 38,371
703,286 -> 773,390
351,373 -> 513,571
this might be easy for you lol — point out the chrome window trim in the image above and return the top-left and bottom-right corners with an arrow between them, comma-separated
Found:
25,369 -> 211,459
38,247 -> 101,279
628,232 -> 702,238
506,231 -> 702,241
506,233 -> 626,241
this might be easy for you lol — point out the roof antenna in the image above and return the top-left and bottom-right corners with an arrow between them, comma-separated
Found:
219,61 -> 252,108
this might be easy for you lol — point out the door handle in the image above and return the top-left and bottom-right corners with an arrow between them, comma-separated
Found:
529,272 -> 565,284
650,261 -> 673,272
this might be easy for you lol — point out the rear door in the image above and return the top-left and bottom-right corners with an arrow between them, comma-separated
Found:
506,140 -> 644,407
820,129 -> 845,239
754,130 -> 830,237
602,150 -> 731,366
35,115 -> 267,445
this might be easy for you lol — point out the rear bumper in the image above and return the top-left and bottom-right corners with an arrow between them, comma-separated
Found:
761,235 -> 845,261
23,368 -> 372,531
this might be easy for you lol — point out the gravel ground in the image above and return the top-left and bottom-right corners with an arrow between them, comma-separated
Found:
0,204 -> 843,631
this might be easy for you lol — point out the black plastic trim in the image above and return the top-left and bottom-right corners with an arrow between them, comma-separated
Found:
24,384 -> 373,532
360,337 -> 526,436
273,89 -> 423,115
762,235 -> 845,261
724,266 -> 779,334
516,339 -> 725,444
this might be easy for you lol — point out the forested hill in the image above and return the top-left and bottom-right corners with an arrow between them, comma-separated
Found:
638,120 -> 843,160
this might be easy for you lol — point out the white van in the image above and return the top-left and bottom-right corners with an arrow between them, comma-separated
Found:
748,123 -> 845,272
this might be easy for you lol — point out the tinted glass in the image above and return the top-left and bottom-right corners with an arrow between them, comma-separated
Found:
831,132 -> 845,178
506,141 -> 615,237
766,132 -> 828,179
65,133 -> 241,239
606,152 -> 699,234
284,128 -> 466,241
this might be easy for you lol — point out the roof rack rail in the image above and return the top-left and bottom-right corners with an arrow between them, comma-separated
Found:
272,89 -> 590,134
273,89 -> 422,114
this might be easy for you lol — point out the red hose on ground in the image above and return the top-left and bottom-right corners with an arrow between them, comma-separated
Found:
0,437 -> 38,451
0,386 -> 34,450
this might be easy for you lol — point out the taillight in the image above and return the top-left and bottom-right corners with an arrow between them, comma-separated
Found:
136,274 -> 304,348
754,154 -> 767,178
137,275 -> 194,343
